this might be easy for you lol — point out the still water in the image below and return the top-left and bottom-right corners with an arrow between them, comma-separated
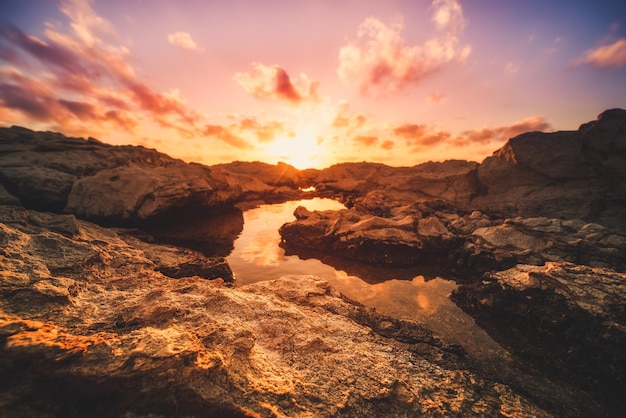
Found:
227,198 -> 507,361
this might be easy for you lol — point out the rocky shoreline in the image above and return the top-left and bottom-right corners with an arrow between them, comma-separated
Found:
1,109 -> 625,416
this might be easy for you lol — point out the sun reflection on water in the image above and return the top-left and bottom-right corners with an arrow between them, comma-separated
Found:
227,198 -> 509,362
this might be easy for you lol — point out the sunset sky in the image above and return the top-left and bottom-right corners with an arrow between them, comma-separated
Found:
1,0 -> 625,169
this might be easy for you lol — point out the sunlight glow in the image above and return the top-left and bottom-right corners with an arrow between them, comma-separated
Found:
263,128 -> 330,169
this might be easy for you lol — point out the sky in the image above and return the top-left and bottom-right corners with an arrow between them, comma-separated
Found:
1,0 -> 625,169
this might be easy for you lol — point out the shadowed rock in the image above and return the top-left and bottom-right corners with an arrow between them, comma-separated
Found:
451,262 -> 626,414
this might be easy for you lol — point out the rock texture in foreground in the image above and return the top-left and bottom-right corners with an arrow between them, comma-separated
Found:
0,206 -> 550,417
452,262 -> 626,413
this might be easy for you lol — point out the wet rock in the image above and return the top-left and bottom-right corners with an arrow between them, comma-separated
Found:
280,206 -> 462,266
451,262 -> 626,414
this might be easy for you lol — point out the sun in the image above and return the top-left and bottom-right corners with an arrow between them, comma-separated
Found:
264,129 -> 331,169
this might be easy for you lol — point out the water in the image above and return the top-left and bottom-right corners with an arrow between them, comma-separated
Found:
227,198 -> 508,361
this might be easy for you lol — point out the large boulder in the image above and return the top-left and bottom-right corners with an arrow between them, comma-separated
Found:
64,164 -> 238,223
451,262 -> 626,414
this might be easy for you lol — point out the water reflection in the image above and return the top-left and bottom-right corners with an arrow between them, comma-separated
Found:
227,198 -> 507,362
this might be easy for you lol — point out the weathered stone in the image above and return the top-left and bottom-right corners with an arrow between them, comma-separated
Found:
0,126 -> 307,225
451,262 -> 626,413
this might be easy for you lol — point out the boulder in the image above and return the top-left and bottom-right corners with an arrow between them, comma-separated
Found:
280,205 -> 462,266
64,164 -> 237,223
451,262 -> 626,413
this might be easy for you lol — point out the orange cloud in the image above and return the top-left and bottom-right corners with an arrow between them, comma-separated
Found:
338,0 -> 471,95
393,116 -> 552,151
394,124 -> 448,145
237,117 -> 286,142
234,63 -> 319,104
381,140 -> 394,150
353,135 -> 378,147
203,124 -> 254,150
574,38 -> 626,69
453,116 -> 552,146
167,31 -> 203,51
394,123 -> 451,150
331,101 -> 368,133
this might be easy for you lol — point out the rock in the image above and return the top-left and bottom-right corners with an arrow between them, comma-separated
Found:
457,216 -> 626,273
280,205 -> 462,266
302,160 -> 480,206
64,164 -> 235,223
451,262 -> 626,414
0,206 -> 554,417
0,126 -> 305,225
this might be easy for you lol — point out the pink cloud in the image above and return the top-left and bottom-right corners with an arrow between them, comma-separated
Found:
392,116 -> 552,151
237,117 -> 286,142
338,0 -> 471,95
0,0 -> 207,138
453,116 -> 552,146
234,63 -> 319,104
574,38 -> 626,69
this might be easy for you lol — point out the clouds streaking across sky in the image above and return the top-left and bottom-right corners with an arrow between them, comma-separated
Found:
1,0 -> 625,168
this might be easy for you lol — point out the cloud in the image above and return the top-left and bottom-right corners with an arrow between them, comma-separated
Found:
331,101 -> 367,131
353,135 -> 378,147
453,116 -> 552,146
574,38 -> 626,69
0,0 -> 206,138
237,117 -> 286,142
167,31 -> 203,51
427,91 -> 445,103
392,116 -> 551,150
234,63 -> 319,104
394,123 -> 450,148
503,62 -> 519,75
381,140 -> 394,150
203,124 -> 253,149
337,0 -> 470,95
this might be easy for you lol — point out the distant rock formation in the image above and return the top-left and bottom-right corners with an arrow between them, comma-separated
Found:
0,126 -> 306,225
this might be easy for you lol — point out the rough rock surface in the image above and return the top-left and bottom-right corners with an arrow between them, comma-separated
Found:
280,202 -> 626,275
0,126 -> 305,224
451,262 -> 626,413
280,204 -> 461,266
2,110 -> 626,416
0,206 -> 553,417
